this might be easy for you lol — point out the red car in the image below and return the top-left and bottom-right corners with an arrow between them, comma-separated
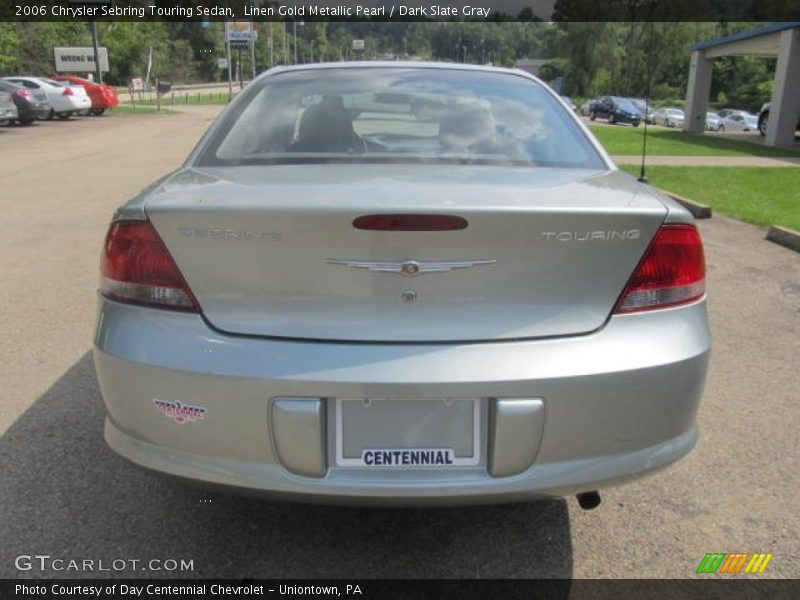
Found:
49,75 -> 119,115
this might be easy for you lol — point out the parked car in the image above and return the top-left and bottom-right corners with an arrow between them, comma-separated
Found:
1,76 -> 91,119
757,102 -> 800,137
719,113 -> 758,132
560,95 -> 577,112
705,112 -> 722,131
0,79 -> 50,125
50,74 -> 119,115
652,107 -> 684,128
589,96 -> 642,126
717,108 -> 749,120
94,62 -> 709,505
580,98 -> 597,116
628,98 -> 654,124
0,89 -> 17,125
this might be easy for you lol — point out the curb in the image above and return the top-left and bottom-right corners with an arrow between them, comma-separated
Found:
655,188 -> 712,219
766,226 -> 800,253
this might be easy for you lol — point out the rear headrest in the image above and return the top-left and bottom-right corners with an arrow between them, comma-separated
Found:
295,97 -> 355,152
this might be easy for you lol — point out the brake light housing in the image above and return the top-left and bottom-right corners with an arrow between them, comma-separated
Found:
353,214 -> 468,231
615,224 -> 705,314
62,86 -> 73,96
100,220 -> 198,312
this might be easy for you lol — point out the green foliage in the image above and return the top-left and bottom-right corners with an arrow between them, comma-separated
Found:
590,125 -> 800,157
0,22 -> 19,73
0,19 -> 782,111
619,165 -> 800,230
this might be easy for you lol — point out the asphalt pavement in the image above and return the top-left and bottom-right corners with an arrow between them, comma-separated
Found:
0,107 -> 798,579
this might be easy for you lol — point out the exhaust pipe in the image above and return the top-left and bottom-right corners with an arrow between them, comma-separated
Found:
576,491 -> 602,510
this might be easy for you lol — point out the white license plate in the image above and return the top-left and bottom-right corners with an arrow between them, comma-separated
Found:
335,398 -> 480,468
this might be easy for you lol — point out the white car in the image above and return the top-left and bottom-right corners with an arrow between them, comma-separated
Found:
1,76 -> 91,119
652,108 -> 684,128
706,112 -> 723,131
718,113 -> 758,132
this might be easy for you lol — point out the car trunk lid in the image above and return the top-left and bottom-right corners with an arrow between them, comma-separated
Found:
145,165 -> 667,342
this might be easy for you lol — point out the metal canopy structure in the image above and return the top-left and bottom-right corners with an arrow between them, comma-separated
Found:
684,22 -> 800,147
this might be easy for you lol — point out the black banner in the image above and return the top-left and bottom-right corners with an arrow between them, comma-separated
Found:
3,579 -> 800,600
3,0 -> 800,22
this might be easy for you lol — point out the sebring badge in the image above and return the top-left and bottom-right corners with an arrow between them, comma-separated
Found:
325,259 -> 497,275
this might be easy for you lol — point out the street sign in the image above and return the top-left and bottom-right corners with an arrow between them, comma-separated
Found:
226,21 -> 255,49
217,58 -> 229,69
53,46 -> 109,73
130,77 -> 143,91
352,39 -> 365,51
157,81 -> 172,96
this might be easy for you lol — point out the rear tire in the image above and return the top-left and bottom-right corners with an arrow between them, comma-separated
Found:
759,113 -> 769,137
608,113 -> 616,125
718,124 -> 725,132
589,111 -> 596,121
91,108 -> 105,116
18,118 -> 33,125
665,119 -> 671,128
57,112 -> 70,120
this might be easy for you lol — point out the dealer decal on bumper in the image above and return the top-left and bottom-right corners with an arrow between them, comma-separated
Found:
153,399 -> 207,425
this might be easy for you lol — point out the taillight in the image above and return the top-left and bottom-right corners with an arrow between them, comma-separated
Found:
614,224 -> 705,314
62,86 -> 73,96
100,220 -> 198,312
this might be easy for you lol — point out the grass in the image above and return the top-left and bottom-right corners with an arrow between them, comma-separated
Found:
109,105 -> 177,115
590,125 -> 800,158
124,92 -> 233,107
619,165 -> 800,230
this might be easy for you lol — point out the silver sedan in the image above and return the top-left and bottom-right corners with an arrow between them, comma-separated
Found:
652,107 -> 685,128
94,63 -> 710,506
718,113 -> 759,132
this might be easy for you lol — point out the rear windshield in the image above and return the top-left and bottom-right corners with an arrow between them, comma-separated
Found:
196,67 -> 605,169
613,98 -> 638,111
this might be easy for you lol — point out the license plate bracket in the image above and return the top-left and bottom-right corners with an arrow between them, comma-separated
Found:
334,398 -> 480,468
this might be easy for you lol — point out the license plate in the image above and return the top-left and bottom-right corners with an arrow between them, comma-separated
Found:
334,398 -> 480,468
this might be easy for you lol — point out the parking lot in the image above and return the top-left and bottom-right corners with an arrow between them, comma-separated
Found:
0,108 -> 798,579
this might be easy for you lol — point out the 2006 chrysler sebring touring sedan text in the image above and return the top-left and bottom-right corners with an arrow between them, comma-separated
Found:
93,63 -> 710,505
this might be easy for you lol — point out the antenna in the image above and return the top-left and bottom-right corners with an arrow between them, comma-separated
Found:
638,16 -> 656,183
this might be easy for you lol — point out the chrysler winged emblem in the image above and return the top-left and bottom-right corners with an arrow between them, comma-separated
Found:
325,259 -> 497,275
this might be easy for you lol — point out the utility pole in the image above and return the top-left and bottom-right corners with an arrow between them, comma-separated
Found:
238,48 -> 243,89
250,23 -> 256,79
90,19 -> 102,84
224,21 -> 233,99
293,21 -> 297,64
282,22 -> 287,65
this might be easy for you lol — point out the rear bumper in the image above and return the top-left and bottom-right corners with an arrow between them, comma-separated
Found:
17,103 -> 49,120
614,114 -> 641,125
94,297 -> 710,505
52,98 -> 90,113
